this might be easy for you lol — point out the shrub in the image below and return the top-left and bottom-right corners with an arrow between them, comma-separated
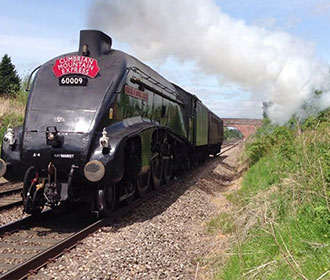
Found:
0,113 -> 24,147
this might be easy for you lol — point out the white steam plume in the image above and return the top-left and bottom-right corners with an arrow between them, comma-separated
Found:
88,0 -> 330,124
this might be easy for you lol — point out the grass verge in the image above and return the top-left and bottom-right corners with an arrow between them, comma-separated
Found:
208,110 -> 330,280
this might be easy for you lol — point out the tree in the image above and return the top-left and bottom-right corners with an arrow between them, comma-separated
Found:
224,127 -> 243,140
262,101 -> 273,119
0,54 -> 20,96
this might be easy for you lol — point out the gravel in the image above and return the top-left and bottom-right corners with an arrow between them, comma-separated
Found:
0,205 -> 28,226
24,143 -> 243,279
0,181 -> 22,192
0,180 -> 27,226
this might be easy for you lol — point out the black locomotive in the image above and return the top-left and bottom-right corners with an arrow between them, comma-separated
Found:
0,30 -> 223,216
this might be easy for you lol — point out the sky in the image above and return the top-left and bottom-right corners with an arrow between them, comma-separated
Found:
0,0 -> 329,122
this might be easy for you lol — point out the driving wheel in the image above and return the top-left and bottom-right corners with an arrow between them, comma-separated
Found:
96,184 -> 116,217
23,166 -> 43,215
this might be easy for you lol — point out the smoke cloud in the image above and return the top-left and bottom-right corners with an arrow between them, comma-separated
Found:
88,0 -> 330,124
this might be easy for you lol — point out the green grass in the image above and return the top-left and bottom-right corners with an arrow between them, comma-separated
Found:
219,208 -> 330,279
207,212 -> 236,235
227,154 -> 280,206
15,89 -> 29,105
212,111 -> 330,280
0,93 -> 26,155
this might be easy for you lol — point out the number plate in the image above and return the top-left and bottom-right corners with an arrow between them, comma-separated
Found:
59,75 -> 88,86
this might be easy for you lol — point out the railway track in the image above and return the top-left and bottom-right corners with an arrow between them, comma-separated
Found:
0,209 -> 98,279
0,185 -> 23,211
220,140 -> 242,154
0,179 -> 185,279
0,141 -> 240,279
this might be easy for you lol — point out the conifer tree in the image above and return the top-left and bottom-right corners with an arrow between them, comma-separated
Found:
0,54 -> 20,95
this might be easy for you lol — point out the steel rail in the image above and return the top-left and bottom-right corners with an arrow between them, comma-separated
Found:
0,182 -> 10,189
0,210 -> 52,236
219,140 -> 241,155
0,187 -> 23,211
0,187 -> 22,197
0,200 -> 22,211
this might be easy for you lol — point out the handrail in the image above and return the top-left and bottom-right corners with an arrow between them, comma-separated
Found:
25,65 -> 41,92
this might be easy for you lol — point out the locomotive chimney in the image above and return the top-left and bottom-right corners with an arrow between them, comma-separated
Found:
79,30 -> 112,57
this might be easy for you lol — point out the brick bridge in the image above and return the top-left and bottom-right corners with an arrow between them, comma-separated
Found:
222,118 -> 263,139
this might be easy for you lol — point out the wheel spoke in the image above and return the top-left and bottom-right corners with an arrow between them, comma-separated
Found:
137,172 -> 150,197
163,158 -> 172,184
151,154 -> 163,189
124,180 -> 136,205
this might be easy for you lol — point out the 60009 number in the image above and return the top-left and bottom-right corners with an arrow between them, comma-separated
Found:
59,75 -> 88,86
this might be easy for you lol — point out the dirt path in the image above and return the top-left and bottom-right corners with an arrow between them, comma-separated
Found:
196,143 -> 245,279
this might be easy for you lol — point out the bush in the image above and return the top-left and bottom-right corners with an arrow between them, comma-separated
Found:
0,113 -> 24,148
0,95 -> 26,157
245,120 -> 295,166
224,127 -> 243,140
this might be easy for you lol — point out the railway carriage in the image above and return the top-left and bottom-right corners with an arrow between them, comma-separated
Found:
0,30 -> 223,216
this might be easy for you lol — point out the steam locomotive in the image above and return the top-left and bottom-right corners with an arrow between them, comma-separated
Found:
0,30 -> 223,216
